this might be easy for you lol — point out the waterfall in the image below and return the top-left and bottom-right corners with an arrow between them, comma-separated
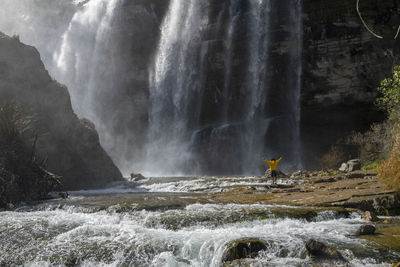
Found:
292,0 -> 303,169
53,0 -> 121,118
240,0 -> 272,174
221,0 -> 240,122
144,0 -> 210,175
0,0 -> 303,176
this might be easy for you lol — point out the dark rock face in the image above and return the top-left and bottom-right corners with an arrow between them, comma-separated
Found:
355,224 -> 376,235
373,193 -> 400,215
221,238 -> 268,264
0,32 -> 123,190
301,0 -> 399,168
305,239 -> 345,261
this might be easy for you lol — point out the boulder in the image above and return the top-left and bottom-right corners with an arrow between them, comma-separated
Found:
355,224 -> 376,236
361,211 -> 379,222
221,238 -> 268,264
129,173 -> 146,182
305,239 -> 345,261
339,159 -> 361,172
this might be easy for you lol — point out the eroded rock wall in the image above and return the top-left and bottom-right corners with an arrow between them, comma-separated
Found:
301,0 -> 400,168
0,32 -> 123,190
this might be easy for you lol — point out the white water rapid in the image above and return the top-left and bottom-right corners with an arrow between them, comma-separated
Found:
1,197 -> 398,265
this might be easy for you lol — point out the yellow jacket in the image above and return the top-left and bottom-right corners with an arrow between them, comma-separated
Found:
264,157 -> 282,171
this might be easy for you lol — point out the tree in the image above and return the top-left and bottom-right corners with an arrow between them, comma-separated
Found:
376,66 -> 400,123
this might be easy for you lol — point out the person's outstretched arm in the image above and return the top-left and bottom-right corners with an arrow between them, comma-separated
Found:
277,157 -> 282,163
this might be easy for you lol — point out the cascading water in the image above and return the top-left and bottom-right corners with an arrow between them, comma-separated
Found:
53,0 -> 121,118
0,0 -> 303,176
144,0 -> 210,176
143,0 -> 301,175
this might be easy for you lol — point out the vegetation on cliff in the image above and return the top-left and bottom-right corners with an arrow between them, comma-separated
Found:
376,66 -> 400,191
0,102 -> 60,209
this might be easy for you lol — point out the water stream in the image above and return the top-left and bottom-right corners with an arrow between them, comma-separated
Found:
1,176 -> 398,266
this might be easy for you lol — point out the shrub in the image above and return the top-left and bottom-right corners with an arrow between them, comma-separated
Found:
319,145 -> 346,170
0,102 -> 60,208
377,146 -> 400,191
375,66 -> 400,191
362,159 -> 384,170
346,121 -> 393,165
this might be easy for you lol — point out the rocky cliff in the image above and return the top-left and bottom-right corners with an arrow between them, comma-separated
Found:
301,0 -> 400,168
0,32 -> 123,190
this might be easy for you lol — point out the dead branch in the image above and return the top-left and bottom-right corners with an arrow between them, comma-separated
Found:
356,0 -> 383,39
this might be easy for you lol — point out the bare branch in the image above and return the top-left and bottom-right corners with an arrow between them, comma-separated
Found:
394,25 -> 400,40
356,0 -> 384,39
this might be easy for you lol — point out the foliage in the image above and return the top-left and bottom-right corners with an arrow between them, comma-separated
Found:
319,145 -> 345,170
376,66 -> 400,123
362,160 -> 384,170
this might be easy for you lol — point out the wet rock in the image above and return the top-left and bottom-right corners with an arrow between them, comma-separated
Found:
221,238 -> 268,263
339,159 -> 361,172
305,239 -> 345,261
355,224 -> 376,236
373,193 -> 400,216
290,170 -> 311,178
361,211 -> 379,222
129,173 -> 146,182
264,169 -> 287,178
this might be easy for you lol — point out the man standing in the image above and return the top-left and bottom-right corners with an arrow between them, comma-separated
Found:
264,157 -> 282,185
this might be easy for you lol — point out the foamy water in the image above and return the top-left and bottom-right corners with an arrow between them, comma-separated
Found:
135,176 -> 299,193
0,203 -> 397,266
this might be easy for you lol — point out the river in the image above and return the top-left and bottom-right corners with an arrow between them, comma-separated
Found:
1,176 -> 398,266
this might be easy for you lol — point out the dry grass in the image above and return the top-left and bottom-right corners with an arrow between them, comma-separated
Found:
378,144 -> 400,192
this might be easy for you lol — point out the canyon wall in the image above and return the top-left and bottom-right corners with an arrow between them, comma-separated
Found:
0,32 -> 123,189
301,0 -> 399,168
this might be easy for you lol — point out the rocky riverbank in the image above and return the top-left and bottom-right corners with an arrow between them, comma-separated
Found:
213,170 -> 399,216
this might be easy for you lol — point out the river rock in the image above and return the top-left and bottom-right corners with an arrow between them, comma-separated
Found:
305,239 -> 345,261
339,159 -> 361,172
361,211 -> 379,222
355,224 -> 376,236
221,238 -> 268,264
129,173 -> 146,182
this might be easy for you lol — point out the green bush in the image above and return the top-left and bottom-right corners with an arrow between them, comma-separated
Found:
362,160 -> 383,170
